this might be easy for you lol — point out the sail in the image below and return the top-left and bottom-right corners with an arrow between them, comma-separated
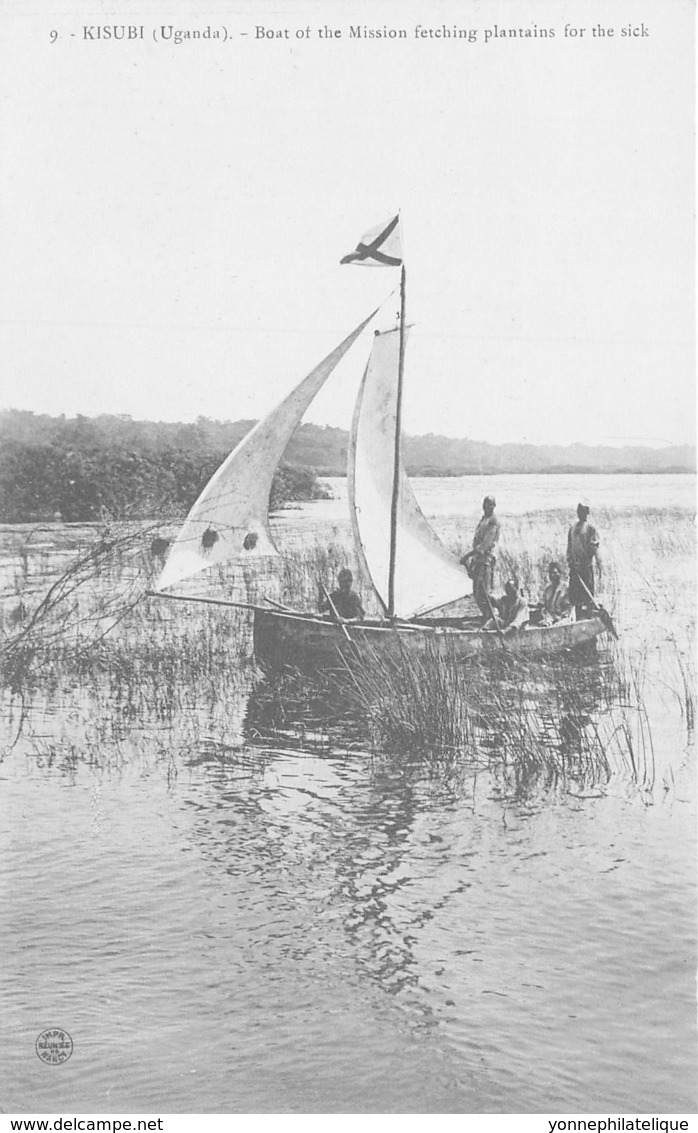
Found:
156,309 -> 378,591
348,326 -> 469,618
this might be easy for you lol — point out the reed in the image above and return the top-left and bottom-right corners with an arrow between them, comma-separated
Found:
334,636 -> 676,796
672,632 -> 696,731
0,504 -> 693,801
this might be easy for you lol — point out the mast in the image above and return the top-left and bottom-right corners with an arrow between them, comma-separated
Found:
349,308 -> 471,620
387,262 -> 407,617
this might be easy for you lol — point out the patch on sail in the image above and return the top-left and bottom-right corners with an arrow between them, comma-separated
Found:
201,527 -> 219,551
155,306 -> 380,592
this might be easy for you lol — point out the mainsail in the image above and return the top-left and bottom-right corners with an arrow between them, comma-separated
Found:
349,326 -> 469,618
156,309 -> 378,591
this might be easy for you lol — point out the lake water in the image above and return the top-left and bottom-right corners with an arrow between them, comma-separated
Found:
292,471 -> 697,520
1,475 -> 696,1114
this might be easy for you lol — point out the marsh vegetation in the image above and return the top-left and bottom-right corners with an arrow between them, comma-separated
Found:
1,503 -> 693,805
2,483 -> 695,1115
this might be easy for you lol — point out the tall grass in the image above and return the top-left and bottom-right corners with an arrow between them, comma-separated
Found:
335,638 -> 663,793
0,520 -> 158,689
0,505 -> 693,799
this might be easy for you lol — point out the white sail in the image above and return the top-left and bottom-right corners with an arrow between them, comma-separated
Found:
348,326 -> 469,618
156,310 -> 378,591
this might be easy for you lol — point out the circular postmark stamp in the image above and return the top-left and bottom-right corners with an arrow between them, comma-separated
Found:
36,1028 -> 73,1065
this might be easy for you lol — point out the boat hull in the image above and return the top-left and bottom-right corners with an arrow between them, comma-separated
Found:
253,609 -> 607,670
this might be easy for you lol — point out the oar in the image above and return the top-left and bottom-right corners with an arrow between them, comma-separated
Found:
482,587 -> 507,650
575,574 -> 618,639
320,582 -> 352,644
148,590 -> 325,621
146,589 -> 267,613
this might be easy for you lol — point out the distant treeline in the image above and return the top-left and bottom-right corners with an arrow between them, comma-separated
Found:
296,427 -> 694,477
0,411 -> 327,523
0,410 -> 694,523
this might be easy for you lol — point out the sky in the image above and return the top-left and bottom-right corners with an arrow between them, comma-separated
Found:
0,0 -> 694,448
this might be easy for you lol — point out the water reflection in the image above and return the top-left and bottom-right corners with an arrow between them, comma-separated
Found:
2,494 -> 695,1112
1,633 -> 651,812
2,640 -> 694,1111
473,651 -> 617,801
244,648 -> 623,796
213,654 -> 619,1021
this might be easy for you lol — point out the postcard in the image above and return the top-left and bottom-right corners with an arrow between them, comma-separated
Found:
1,0 -> 694,1123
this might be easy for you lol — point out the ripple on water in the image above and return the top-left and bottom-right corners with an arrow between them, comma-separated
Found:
1,491 -> 695,1112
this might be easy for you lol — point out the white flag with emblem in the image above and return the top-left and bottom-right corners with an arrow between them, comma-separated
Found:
340,214 -> 403,267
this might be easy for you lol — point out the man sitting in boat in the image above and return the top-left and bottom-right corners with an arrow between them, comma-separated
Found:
483,579 -> 529,635
319,569 -> 365,623
460,495 -> 501,618
532,561 -> 572,626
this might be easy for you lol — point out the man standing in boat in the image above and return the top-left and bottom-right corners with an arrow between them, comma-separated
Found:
567,502 -> 600,619
460,495 -> 501,618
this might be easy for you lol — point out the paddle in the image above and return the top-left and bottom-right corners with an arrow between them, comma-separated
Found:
575,574 -> 618,639
146,589 -> 268,613
148,589 -> 325,622
482,587 -> 508,650
320,582 -> 353,644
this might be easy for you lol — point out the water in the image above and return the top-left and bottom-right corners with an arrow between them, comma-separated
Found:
292,471 -> 697,521
1,475 -> 695,1113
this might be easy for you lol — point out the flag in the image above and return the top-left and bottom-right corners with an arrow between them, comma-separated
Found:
340,214 -> 402,267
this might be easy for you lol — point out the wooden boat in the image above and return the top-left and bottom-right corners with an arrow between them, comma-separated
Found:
151,215 -> 613,667
253,607 -> 607,669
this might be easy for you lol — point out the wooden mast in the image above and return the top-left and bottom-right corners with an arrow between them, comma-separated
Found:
387,261 -> 407,617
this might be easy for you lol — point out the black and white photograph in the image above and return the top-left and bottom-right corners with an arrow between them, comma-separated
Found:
1,0 -> 695,1120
